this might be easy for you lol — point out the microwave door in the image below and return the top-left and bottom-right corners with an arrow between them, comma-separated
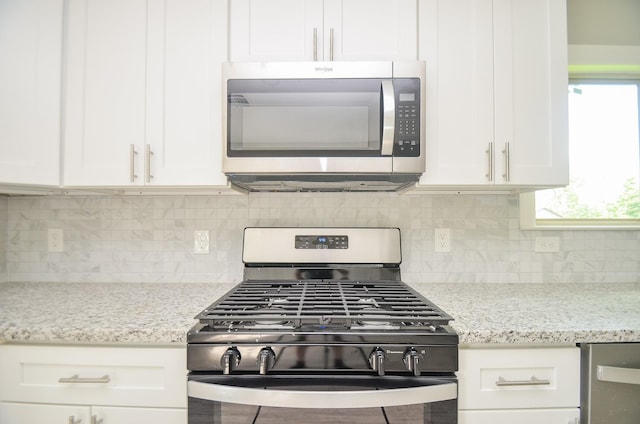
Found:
225,78 -> 389,158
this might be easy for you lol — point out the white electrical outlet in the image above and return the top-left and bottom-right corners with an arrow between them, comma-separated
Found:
48,228 -> 64,252
194,230 -> 210,254
434,228 -> 451,252
535,236 -> 560,252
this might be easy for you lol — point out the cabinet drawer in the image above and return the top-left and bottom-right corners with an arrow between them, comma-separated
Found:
459,408 -> 580,424
0,345 -> 186,408
458,347 -> 580,409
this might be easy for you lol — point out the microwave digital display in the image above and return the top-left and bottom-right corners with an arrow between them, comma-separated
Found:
399,93 -> 415,102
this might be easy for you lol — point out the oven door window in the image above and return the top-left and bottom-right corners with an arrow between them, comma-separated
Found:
226,79 -> 384,157
188,375 -> 457,424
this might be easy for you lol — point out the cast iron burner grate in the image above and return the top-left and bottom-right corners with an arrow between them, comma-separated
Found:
195,279 -> 452,329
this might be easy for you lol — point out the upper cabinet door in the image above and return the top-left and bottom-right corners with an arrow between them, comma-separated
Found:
146,0 -> 228,186
63,0 -> 148,186
229,0 -> 324,62
418,0 -> 495,186
229,0 -> 417,62
324,0 -> 417,61
493,0 -> 569,186
0,0 -> 63,187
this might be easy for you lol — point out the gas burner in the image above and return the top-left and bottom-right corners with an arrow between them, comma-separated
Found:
251,307 -> 288,326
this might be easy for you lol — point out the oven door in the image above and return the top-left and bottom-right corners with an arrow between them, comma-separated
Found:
188,374 -> 457,424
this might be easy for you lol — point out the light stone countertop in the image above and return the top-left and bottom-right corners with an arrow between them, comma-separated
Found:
0,281 -> 639,345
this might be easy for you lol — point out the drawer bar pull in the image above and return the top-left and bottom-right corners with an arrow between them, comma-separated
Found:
59,374 -> 110,384
495,376 -> 550,387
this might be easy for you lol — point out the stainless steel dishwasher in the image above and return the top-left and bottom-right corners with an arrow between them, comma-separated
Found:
581,343 -> 640,424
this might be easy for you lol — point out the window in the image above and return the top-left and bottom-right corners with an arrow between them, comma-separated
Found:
521,80 -> 640,228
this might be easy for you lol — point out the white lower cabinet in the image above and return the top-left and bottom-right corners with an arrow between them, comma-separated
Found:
0,403 -> 186,424
460,409 -> 580,423
0,403 -> 89,424
457,346 -> 580,423
0,344 -> 187,424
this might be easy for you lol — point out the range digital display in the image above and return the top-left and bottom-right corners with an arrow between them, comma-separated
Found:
295,235 -> 349,249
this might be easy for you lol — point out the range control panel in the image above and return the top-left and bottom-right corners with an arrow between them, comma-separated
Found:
295,235 -> 349,249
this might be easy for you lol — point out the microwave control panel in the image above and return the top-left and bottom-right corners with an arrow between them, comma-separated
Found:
393,78 -> 421,157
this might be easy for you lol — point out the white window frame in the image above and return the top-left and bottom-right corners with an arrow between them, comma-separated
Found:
520,45 -> 640,230
519,192 -> 640,230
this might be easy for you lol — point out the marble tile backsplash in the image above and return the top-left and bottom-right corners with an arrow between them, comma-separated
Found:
4,193 -> 640,284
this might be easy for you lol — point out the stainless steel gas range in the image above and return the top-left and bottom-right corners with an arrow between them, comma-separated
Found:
187,227 -> 459,424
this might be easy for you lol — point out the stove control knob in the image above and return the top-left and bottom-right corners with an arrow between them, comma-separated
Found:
369,348 -> 386,376
258,348 -> 276,375
403,348 -> 421,376
221,348 -> 241,374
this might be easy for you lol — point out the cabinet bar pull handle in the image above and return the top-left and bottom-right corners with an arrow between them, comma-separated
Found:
91,415 -> 104,424
129,144 -> 138,182
486,142 -> 494,181
69,417 -> 82,424
329,28 -> 334,61
502,142 -> 511,182
313,28 -> 318,61
597,365 -> 640,385
59,374 -> 111,384
495,376 -> 550,387
145,144 -> 154,183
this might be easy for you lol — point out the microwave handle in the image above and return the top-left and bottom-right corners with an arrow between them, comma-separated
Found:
381,80 -> 395,156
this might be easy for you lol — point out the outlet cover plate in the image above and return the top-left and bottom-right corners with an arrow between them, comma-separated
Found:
535,236 -> 560,252
434,228 -> 451,252
48,229 -> 64,252
194,230 -> 210,254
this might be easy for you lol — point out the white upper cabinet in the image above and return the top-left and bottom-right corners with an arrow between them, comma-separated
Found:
146,0 -> 227,186
229,0 -> 417,62
418,0 -> 494,186
0,0 -> 63,188
63,0 -> 228,188
492,0 -> 569,186
418,0 -> 569,190
64,0 -> 147,187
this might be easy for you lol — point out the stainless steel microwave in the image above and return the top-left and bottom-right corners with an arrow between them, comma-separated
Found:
222,61 -> 425,192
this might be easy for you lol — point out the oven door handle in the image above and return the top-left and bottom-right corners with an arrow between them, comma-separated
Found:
188,380 -> 457,409
597,365 -> 640,385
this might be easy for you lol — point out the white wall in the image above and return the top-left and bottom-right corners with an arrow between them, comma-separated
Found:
0,196 -> 6,282
4,193 -> 639,284
567,0 -> 640,46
